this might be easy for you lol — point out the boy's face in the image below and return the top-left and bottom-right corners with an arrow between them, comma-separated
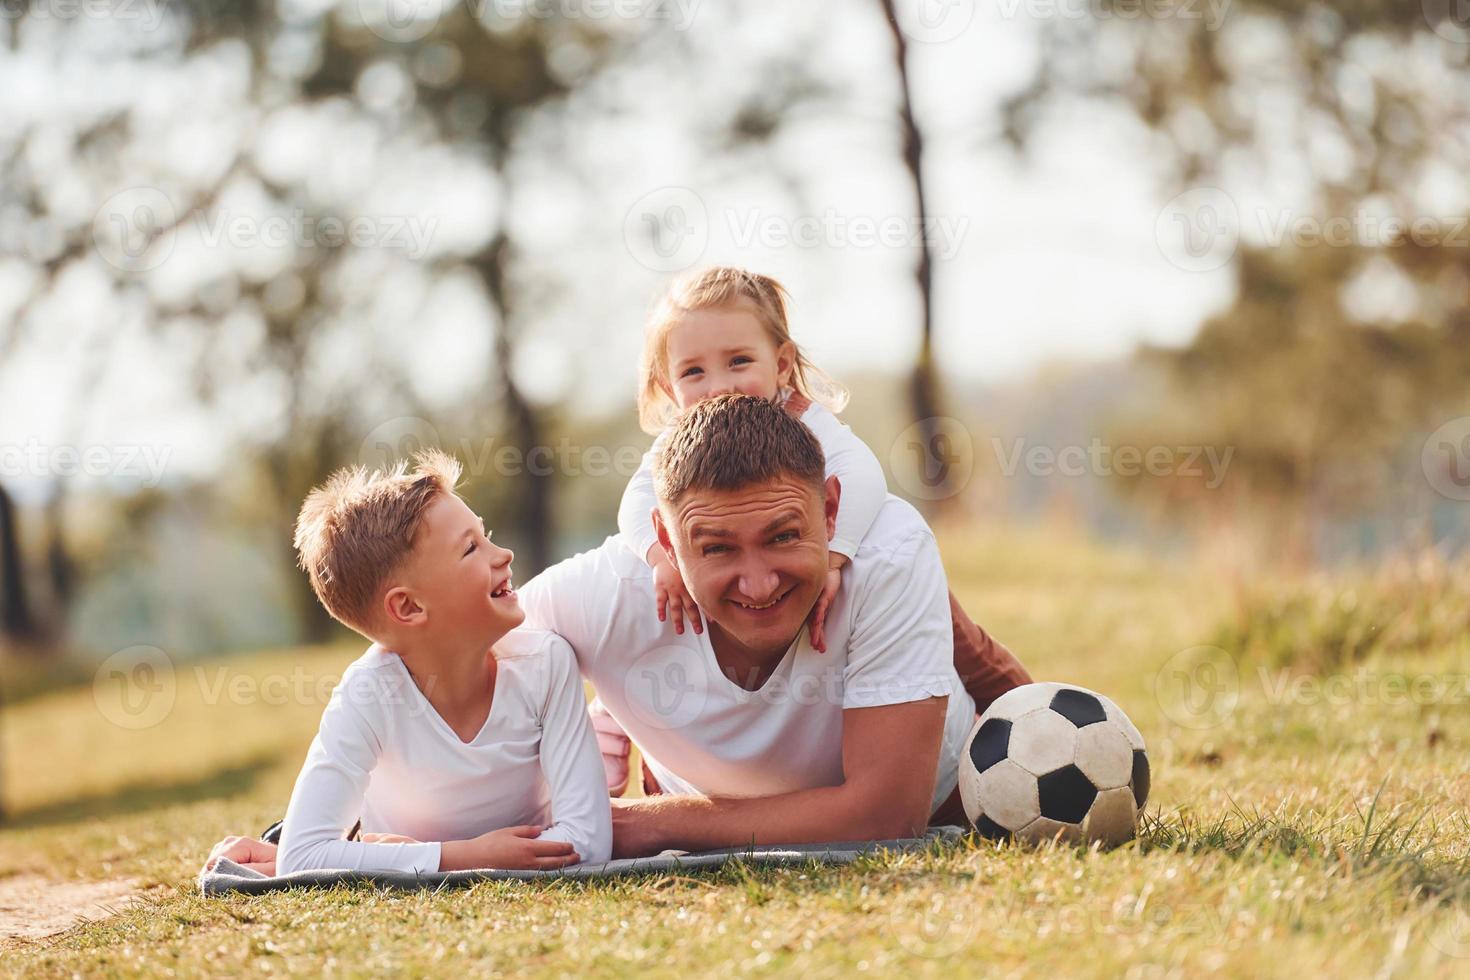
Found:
392,491 -> 522,644
664,303 -> 795,411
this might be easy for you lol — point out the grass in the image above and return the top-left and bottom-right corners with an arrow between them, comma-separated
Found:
3,521 -> 1469,977
1209,552 -> 1470,671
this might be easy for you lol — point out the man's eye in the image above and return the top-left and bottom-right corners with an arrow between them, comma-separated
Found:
772,531 -> 797,543
703,545 -> 728,557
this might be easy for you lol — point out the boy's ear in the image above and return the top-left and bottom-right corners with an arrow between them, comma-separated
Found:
651,506 -> 679,568
823,475 -> 841,542
382,586 -> 427,628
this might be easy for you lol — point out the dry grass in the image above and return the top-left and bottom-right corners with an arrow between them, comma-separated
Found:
2,522 -> 1468,977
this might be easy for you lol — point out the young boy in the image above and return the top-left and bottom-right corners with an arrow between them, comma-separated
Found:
274,450 -> 611,875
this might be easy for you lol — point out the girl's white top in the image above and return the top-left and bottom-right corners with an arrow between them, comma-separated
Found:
617,398 -> 888,563
277,628 -> 611,875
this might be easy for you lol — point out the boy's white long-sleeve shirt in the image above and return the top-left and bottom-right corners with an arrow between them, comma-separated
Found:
276,628 -> 612,875
617,399 -> 888,562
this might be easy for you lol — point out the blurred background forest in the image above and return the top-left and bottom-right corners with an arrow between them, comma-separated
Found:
3,0 -> 1470,684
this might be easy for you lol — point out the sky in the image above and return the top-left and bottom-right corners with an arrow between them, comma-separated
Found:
0,0 -> 1246,503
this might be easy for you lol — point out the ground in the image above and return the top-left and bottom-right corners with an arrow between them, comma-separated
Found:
1,523 -> 1467,977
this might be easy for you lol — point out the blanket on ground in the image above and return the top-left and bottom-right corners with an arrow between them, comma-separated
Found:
198,827 -> 967,895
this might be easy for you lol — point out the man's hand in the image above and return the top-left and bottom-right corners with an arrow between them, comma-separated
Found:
806,553 -> 848,653
206,836 -> 278,876
610,797 -> 674,859
648,545 -> 702,636
439,825 -> 581,872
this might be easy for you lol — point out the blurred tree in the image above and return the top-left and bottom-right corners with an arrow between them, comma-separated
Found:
177,1 -> 623,580
3,2 -> 646,642
1007,1 -> 1470,554
0,485 -> 37,648
877,0 -> 954,505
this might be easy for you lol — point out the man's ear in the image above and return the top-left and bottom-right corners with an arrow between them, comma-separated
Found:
651,506 -> 680,568
823,475 -> 841,542
382,586 -> 427,629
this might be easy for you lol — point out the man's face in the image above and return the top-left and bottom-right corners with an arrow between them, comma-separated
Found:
657,474 -> 839,657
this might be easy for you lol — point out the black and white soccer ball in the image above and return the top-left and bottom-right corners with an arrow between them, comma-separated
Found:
959,682 -> 1150,846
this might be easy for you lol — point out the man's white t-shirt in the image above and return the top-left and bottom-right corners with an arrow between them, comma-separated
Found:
277,628 -> 612,875
520,496 -> 975,813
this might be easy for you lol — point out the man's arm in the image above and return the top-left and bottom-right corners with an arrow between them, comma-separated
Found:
612,696 -> 947,856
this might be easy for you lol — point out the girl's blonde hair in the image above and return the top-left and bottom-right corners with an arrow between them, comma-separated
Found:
636,266 -> 849,434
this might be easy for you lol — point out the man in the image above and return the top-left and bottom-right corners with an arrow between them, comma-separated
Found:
207,394 -> 1026,871
520,394 -> 983,856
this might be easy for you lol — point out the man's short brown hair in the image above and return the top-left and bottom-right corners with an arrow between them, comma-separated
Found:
654,394 -> 826,504
293,449 -> 463,635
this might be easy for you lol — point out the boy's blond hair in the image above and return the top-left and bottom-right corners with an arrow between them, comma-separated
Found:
293,449 -> 463,636
636,266 -> 849,435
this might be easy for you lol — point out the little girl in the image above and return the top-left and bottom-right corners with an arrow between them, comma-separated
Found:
593,266 -> 1030,795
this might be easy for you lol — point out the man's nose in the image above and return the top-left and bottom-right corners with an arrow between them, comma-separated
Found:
736,563 -> 781,601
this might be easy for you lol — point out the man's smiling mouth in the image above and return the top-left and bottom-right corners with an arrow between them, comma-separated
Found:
730,586 -> 792,612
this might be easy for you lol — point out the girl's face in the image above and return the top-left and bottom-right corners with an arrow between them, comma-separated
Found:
663,304 -> 795,411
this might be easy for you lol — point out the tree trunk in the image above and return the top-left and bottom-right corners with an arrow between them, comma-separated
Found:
878,0 -> 953,507
0,483 -> 38,648
477,232 -> 554,574
44,491 -> 74,639
0,680 -> 6,824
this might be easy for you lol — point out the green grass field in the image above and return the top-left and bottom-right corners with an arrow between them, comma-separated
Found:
3,523 -> 1468,977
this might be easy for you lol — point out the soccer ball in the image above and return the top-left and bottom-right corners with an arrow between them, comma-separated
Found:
958,682 -> 1149,846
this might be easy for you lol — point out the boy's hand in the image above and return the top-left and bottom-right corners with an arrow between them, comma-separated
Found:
440,825 -> 581,872
648,545 -> 702,636
205,835 -> 279,876
807,553 -> 848,654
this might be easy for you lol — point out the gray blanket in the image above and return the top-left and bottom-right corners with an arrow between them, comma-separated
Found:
199,827 -> 967,895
